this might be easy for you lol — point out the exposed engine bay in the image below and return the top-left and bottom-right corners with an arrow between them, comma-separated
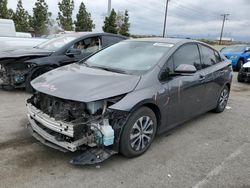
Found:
0,57 -> 40,88
27,92 -> 129,165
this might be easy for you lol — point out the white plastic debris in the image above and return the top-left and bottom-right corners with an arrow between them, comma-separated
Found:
167,174 -> 171,178
226,106 -> 232,110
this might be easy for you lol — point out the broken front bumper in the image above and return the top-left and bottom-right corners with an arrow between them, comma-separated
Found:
27,103 -> 87,152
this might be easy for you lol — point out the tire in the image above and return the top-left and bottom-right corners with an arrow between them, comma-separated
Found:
213,86 -> 229,113
236,60 -> 244,71
237,73 -> 244,83
120,107 -> 157,158
25,67 -> 53,93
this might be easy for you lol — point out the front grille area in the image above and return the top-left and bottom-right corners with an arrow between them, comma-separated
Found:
243,68 -> 250,72
30,93 -> 88,122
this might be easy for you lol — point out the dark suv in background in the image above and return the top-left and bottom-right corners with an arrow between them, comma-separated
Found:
0,32 -> 127,92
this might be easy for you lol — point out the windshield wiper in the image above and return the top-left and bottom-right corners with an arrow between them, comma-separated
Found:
81,61 -> 90,67
89,65 -> 128,74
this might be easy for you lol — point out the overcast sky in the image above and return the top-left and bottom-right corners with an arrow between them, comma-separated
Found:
7,0 -> 250,41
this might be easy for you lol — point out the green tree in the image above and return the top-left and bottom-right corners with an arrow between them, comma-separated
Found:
102,9 -> 118,34
116,11 -> 124,31
57,0 -> 74,31
74,2 -> 95,32
13,0 -> 30,32
119,10 -> 130,36
0,0 -> 9,19
32,0 -> 51,35
8,8 -> 14,19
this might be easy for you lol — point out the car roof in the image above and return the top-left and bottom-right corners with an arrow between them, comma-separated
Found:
227,44 -> 248,47
126,37 -> 194,44
58,32 -> 127,38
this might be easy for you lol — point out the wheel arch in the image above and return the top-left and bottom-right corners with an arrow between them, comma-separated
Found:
225,82 -> 231,91
129,100 -> 162,132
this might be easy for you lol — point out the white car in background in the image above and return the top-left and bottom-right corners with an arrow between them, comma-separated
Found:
0,19 -> 47,51
238,58 -> 250,82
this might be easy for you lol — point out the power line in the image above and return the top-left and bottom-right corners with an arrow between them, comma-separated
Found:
219,14 -> 230,44
123,0 -> 224,36
168,0 -> 221,17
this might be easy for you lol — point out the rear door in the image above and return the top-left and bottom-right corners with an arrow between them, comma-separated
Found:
199,45 -> 226,111
163,43 -> 205,127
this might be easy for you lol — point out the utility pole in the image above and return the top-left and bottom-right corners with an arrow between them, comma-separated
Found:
219,14 -> 230,45
107,0 -> 111,16
163,0 -> 170,37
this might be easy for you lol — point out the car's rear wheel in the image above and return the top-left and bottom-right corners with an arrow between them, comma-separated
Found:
120,107 -> 157,158
25,67 -> 53,93
213,86 -> 229,113
236,59 -> 244,71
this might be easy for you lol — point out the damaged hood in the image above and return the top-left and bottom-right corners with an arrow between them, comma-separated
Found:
31,63 -> 141,102
0,47 -> 53,59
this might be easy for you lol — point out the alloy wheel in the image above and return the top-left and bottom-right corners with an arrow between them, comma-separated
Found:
219,88 -> 229,109
129,116 -> 154,151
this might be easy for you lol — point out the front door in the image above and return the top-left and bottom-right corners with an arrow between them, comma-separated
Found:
161,43 -> 205,128
63,36 -> 102,65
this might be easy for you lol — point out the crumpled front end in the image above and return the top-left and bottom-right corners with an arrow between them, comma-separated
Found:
238,67 -> 250,82
26,92 -> 129,164
0,58 -> 35,88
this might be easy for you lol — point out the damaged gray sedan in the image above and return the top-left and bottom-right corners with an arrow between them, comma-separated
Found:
27,38 -> 233,165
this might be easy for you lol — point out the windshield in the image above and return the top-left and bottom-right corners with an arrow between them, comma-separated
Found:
221,45 -> 247,53
36,36 -> 77,51
83,41 -> 173,74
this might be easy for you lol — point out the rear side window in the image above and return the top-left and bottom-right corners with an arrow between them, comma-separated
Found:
102,36 -> 124,47
173,43 -> 202,70
200,45 -> 217,68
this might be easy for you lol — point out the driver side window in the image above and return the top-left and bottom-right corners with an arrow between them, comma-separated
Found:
173,44 -> 202,70
70,37 -> 102,54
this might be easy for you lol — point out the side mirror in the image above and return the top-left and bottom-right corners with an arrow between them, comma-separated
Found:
247,58 -> 250,62
66,49 -> 82,57
174,64 -> 197,74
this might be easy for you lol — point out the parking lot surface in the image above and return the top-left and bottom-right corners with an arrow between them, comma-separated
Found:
0,73 -> 250,188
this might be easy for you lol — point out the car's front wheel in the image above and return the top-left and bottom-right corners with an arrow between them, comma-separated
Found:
213,86 -> 229,113
120,107 -> 157,158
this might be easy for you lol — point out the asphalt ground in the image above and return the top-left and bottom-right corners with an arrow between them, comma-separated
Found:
0,72 -> 250,188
